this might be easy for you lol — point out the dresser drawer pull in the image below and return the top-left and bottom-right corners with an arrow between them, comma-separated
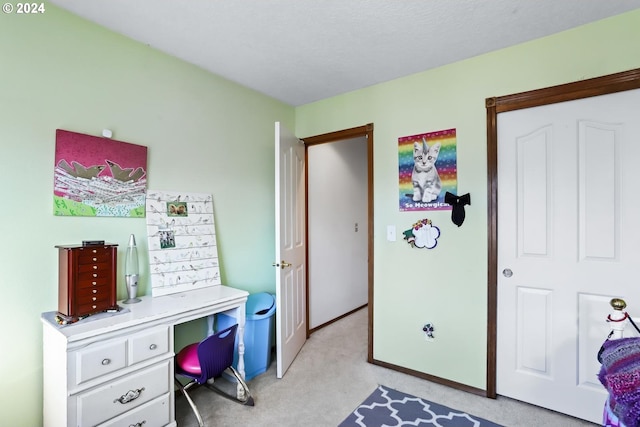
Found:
114,387 -> 145,404
101,358 -> 111,365
149,344 -> 157,350
93,265 -> 98,270
129,422 -> 146,427
92,257 -> 97,261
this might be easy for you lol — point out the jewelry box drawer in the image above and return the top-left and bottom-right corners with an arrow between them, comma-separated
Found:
98,393 -> 171,427
78,269 -> 112,282
77,298 -> 113,316
78,261 -> 111,273
77,247 -> 113,261
76,276 -> 111,289
76,284 -> 111,299
77,361 -> 170,427
129,326 -> 170,365
73,339 -> 127,385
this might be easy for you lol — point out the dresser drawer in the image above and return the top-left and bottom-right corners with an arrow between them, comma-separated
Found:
129,326 -> 170,365
74,339 -> 127,385
77,361 -> 170,427
98,393 -> 171,427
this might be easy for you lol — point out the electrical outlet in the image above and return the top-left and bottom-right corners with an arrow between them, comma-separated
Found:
423,323 -> 435,341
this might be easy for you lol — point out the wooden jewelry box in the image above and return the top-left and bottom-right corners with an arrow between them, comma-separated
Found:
56,243 -> 119,322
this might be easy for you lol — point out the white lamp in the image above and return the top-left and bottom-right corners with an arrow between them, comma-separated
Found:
123,234 -> 141,304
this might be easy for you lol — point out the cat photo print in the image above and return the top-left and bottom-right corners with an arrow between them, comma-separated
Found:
398,128 -> 457,212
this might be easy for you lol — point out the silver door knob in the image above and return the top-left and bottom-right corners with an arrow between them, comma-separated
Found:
502,268 -> 513,278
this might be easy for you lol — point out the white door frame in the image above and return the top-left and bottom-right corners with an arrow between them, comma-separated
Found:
485,68 -> 640,398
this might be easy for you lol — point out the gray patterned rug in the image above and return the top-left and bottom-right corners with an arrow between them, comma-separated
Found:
339,385 -> 503,427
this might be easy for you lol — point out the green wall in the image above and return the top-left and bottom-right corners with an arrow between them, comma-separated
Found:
296,10 -> 640,390
0,5 -> 293,426
1,3 -> 639,425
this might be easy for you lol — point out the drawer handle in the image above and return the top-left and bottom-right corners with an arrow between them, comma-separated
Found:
93,265 -> 98,270
149,344 -> 157,351
92,289 -> 97,294
92,305 -> 97,309
92,297 -> 97,301
92,257 -> 97,261
92,273 -> 98,278
114,387 -> 145,404
92,249 -> 97,253
92,281 -> 97,286
129,421 -> 146,427
101,358 -> 111,365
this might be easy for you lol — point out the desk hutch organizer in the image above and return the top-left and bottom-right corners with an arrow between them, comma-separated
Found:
56,243 -> 118,322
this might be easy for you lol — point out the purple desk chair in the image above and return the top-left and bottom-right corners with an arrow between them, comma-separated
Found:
175,323 -> 254,426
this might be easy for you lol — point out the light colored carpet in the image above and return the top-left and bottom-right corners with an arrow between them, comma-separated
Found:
175,307 -> 598,426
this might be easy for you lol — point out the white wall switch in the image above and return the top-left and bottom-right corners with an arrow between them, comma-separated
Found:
386,225 -> 396,242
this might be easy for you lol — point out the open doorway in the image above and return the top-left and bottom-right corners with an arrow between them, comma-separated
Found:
302,124 -> 374,361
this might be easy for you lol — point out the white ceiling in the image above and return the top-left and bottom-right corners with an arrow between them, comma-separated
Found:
50,0 -> 640,106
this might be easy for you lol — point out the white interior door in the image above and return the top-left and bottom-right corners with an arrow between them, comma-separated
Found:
497,89 -> 640,422
274,122 -> 307,378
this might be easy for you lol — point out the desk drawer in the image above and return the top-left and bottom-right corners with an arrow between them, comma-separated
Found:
129,326 -> 170,365
98,393 -> 171,427
75,339 -> 127,385
78,361 -> 170,427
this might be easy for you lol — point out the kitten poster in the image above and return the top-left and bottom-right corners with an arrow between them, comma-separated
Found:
398,128 -> 457,211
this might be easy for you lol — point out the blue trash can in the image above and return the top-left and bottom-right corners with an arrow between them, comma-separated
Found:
217,292 -> 276,381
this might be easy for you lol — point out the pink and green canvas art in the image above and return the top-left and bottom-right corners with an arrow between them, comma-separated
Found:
53,129 -> 148,217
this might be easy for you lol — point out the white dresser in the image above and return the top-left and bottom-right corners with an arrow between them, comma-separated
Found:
42,286 -> 248,427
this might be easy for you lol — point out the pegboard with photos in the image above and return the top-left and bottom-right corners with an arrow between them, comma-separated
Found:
146,190 -> 221,296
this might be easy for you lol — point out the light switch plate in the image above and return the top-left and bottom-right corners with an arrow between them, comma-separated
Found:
386,225 -> 396,242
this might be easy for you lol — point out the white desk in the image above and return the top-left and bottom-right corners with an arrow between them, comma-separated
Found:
41,285 -> 248,427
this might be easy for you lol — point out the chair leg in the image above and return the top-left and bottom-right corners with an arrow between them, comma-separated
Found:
175,378 -> 205,427
203,367 -> 255,406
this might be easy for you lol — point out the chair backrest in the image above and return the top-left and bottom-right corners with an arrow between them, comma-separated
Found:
195,323 -> 238,384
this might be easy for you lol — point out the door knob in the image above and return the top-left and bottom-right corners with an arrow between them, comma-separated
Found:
502,268 -> 513,278
272,261 -> 292,269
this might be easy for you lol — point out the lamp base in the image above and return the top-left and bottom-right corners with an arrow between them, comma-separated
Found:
124,274 -> 140,304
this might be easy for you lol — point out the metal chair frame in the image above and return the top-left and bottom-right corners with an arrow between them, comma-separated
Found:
175,323 -> 254,426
